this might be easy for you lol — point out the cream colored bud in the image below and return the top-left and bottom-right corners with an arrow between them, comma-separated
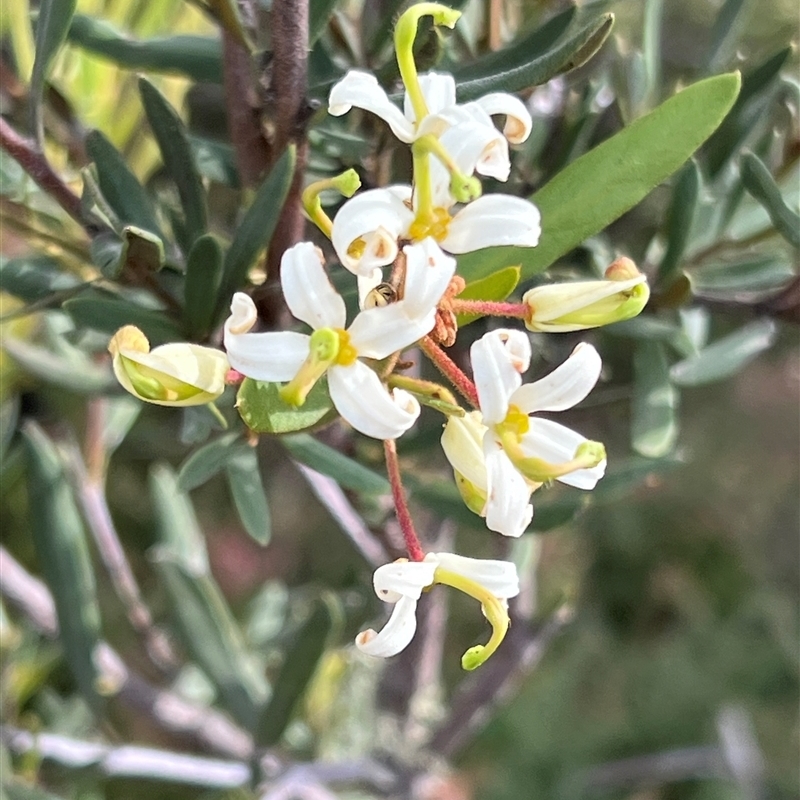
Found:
108,326 -> 229,406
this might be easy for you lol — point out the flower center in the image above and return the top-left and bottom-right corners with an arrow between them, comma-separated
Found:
497,403 -> 530,438
408,206 -> 451,243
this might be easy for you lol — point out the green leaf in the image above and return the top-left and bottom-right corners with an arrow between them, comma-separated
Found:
740,152 -> 800,249
64,292 -> 182,345
22,422 -> 102,710
256,599 -> 333,746
85,130 -> 161,236
632,341 -> 678,458
139,78 -> 207,246
184,234 -> 223,339
215,146 -> 296,316
642,0 -> 663,110
121,225 -> 165,276
236,378 -> 335,435
688,254 -> 796,298
30,0 -> 78,136
309,0 -> 339,45
225,447 -> 271,546
670,319 -> 777,386
177,432 -> 245,491
67,15 -> 223,82
456,266 -> 521,327
0,396 -> 20,462
0,255 -> 80,302
283,434 -> 390,494
658,158 -> 701,284
190,135 -> 239,188
706,0 -> 749,72
2,337 -> 114,394
455,14 -> 614,101
458,72 -> 742,283
89,231 -> 123,279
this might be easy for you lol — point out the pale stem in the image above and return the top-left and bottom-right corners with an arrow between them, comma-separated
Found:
420,336 -> 480,408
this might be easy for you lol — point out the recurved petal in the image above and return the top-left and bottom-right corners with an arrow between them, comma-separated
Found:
510,343 -> 602,414
357,268 -> 385,310
441,411 -> 489,491
281,242 -> 346,330
401,238 -> 456,318
474,92 -> 533,143
441,194 -> 541,254
328,70 -> 416,142
521,418 -> 607,489
328,361 -> 420,440
355,594 -> 419,658
471,329 -> 531,425
438,116 -> 510,182
347,301 -> 434,360
331,187 -> 414,275
483,436 -> 533,538
406,71 -> 457,120
426,551 -> 520,597
373,559 -> 437,601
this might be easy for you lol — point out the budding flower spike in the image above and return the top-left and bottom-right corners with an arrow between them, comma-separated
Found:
356,552 -> 520,670
524,257 -> 650,332
441,330 -> 607,537
224,240 -> 456,440
108,326 -> 229,407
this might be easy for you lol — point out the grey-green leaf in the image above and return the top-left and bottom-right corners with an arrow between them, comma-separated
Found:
658,158 -> 701,284
139,78 -> 207,246
455,13 -> 614,101
706,0 -> 748,72
283,434 -> 390,495
216,146 -> 296,316
0,255 -> 81,302
22,422 -> 102,710
177,432 -> 245,491
670,319 -> 778,386
688,254 -> 796,300
236,378 -> 335,435
67,15 -> 223,82
309,0 -> 340,45
458,73 -> 742,283
740,151 -> 800,249
632,341 -> 679,458
183,234 -> 223,340
85,130 -> 161,236
226,447 -> 271,546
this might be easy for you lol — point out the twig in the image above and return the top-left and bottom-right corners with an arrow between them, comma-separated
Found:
294,463 -> 389,567
259,760 -> 396,799
0,546 -> 254,759
383,439 -> 425,562
430,606 -> 573,758
420,336 -> 480,409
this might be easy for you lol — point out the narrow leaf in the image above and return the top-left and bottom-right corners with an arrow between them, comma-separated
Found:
670,319 -> 777,386
0,255 -> 80,302
740,151 -> 800,248
177,432 -> 245,491
455,14 -> 614,101
225,447 -> 271,546
642,0 -> 663,109
688,254 -> 796,299
309,0 -> 340,45
458,73 -> 742,283
184,234 -> 224,339
139,78 -> 207,246
215,147 -> 296,316
67,15 -> 223,82
283,434 -> 390,494
706,0 -> 749,71
22,422 -> 102,709
456,266 -> 520,327
658,158 -> 701,284
236,378 -> 334,435
85,130 -> 161,236
632,341 -> 679,458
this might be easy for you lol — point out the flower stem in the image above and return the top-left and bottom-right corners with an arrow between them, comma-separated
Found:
383,438 -> 425,562
449,299 -> 531,320
420,336 -> 480,409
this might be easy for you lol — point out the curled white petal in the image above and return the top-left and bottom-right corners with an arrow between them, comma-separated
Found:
357,268 -> 385,310
441,194 -> 541,253
373,560 -> 437,601
401,238 -> 456,318
471,329 -> 531,425
328,70 -> 415,142
521,418 -> 607,490
510,343 -> 602,414
356,594 -> 419,657
347,301 -> 434,360
280,242 -> 346,330
438,115 -> 510,181
410,72 -> 457,119
328,361 -> 420,439
474,92 -> 533,143
331,188 -> 414,275
224,293 -> 310,381
426,551 -> 520,597
441,411 -> 488,491
483,436 -> 533,538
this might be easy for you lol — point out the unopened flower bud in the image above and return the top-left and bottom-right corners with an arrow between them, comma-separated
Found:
108,326 -> 228,406
523,263 -> 649,332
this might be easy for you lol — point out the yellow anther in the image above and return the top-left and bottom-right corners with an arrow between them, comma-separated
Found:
333,329 -> 358,366
408,206 -> 451,243
499,404 -> 530,438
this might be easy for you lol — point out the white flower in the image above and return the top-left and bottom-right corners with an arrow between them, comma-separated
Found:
356,552 -> 519,669
441,330 -> 607,537
224,239 -> 455,440
108,326 -> 229,407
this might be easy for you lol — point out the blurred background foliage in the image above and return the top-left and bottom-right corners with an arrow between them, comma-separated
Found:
0,0 -> 797,799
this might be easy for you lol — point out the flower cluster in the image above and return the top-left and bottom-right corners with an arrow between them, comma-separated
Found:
107,4 -> 649,670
